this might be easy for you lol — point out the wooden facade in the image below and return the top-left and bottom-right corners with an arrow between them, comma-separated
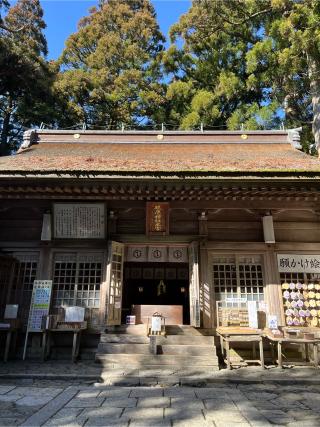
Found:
0,129 -> 320,336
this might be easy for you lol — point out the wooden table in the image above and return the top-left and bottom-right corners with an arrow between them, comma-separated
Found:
216,327 -> 264,370
42,328 -> 86,363
264,332 -> 320,368
0,327 -> 18,362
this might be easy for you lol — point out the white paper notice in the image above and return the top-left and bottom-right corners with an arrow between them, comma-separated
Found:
65,306 -> 85,322
151,316 -> 162,332
267,315 -> 278,329
247,301 -> 258,328
4,304 -> 18,319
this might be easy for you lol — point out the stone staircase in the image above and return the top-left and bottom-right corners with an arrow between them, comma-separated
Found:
95,325 -> 220,385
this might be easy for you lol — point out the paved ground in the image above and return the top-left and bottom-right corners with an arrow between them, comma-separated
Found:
1,380 -> 320,426
2,361 -> 320,385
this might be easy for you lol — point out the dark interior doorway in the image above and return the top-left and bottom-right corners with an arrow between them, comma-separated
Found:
122,262 -> 190,324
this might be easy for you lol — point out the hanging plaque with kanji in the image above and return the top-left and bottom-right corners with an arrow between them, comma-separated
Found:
54,203 -> 105,239
146,202 -> 169,235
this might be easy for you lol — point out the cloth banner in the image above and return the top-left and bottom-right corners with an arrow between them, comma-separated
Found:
126,246 -> 148,262
168,246 -> 188,263
148,246 -> 168,263
126,245 -> 188,263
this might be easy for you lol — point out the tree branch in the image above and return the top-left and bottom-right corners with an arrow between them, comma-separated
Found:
0,18 -> 28,32
214,7 -> 272,26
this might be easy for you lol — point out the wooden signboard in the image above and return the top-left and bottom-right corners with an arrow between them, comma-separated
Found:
278,254 -> 320,273
146,202 -> 169,236
54,203 -> 105,239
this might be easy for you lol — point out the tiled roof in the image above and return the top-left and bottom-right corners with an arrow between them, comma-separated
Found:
0,131 -> 319,176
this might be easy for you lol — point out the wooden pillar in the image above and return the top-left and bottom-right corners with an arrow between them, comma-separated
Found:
264,246 -> 284,326
38,244 -> 53,281
199,242 -> 213,328
198,211 -> 212,328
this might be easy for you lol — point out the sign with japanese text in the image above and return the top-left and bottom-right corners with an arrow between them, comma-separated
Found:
277,254 -> 320,273
26,280 -> 52,332
146,202 -> 169,235
54,203 -> 105,239
248,301 -> 258,328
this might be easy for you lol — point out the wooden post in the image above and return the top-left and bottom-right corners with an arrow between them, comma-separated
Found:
149,335 -> 157,355
259,338 -> 265,369
4,330 -> 12,362
225,339 -> 231,370
313,343 -> 319,368
72,331 -> 78,362
278,341 -> 283,368
41,331 -> 47,361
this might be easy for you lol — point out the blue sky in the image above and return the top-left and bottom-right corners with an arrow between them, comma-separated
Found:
40,0 -> 191,59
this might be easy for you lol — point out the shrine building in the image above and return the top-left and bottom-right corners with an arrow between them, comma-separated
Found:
0,128 -> 320,352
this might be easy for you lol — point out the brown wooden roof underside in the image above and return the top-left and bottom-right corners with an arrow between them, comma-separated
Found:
0,182 -> 319,201
0,142 -> 320,174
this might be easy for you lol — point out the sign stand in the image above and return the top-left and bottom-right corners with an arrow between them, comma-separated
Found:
23,280 -> 53,360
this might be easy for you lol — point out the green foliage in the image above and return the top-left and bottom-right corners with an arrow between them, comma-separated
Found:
56,0 -> 165,129
1,0 -> 320,155
164,0 -> 320,151
0,0 -> 54,155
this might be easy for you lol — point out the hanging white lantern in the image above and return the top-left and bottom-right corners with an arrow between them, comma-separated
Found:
41,213 -> 52,241
262,215 -> 275,244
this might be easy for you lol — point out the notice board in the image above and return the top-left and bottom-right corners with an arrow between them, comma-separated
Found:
53,203 -> 105,239
23,280 -> 52,359
26,280 -> 53,332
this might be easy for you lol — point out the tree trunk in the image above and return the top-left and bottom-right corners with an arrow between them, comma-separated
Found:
307,54 -> 320,150
0,98 -> 12,156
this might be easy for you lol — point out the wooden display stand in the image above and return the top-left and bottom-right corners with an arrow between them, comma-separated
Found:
0,319 -> 20,362
264,328 -> 320,368
270,280 -> 320,368
42,321 -> 87,363
216,301 -> 264,369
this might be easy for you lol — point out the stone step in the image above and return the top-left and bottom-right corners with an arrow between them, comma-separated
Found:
104,325 -> 148,335
95,353 -> 219,367
100,373 -> 222,386
48,347 -> 96,361
104,325 -> 215,336
100,333 -> 215,345
97,342 -> 216,356
100,367 -> 221,377
97,343 -> 151,354
158,344 -> 216,356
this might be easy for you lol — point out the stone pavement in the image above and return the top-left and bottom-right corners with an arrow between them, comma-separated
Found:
2,361 -> 320,386
1,381 -> 320,426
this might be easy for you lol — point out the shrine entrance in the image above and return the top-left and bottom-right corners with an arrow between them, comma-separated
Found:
122,262 -> 190,325
104,242 -> 200,327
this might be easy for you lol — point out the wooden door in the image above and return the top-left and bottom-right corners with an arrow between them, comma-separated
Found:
189,242 -> 200,327
105,241 -> 124,325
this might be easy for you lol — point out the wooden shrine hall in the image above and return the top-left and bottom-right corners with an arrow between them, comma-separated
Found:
1,128 -> 320,368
